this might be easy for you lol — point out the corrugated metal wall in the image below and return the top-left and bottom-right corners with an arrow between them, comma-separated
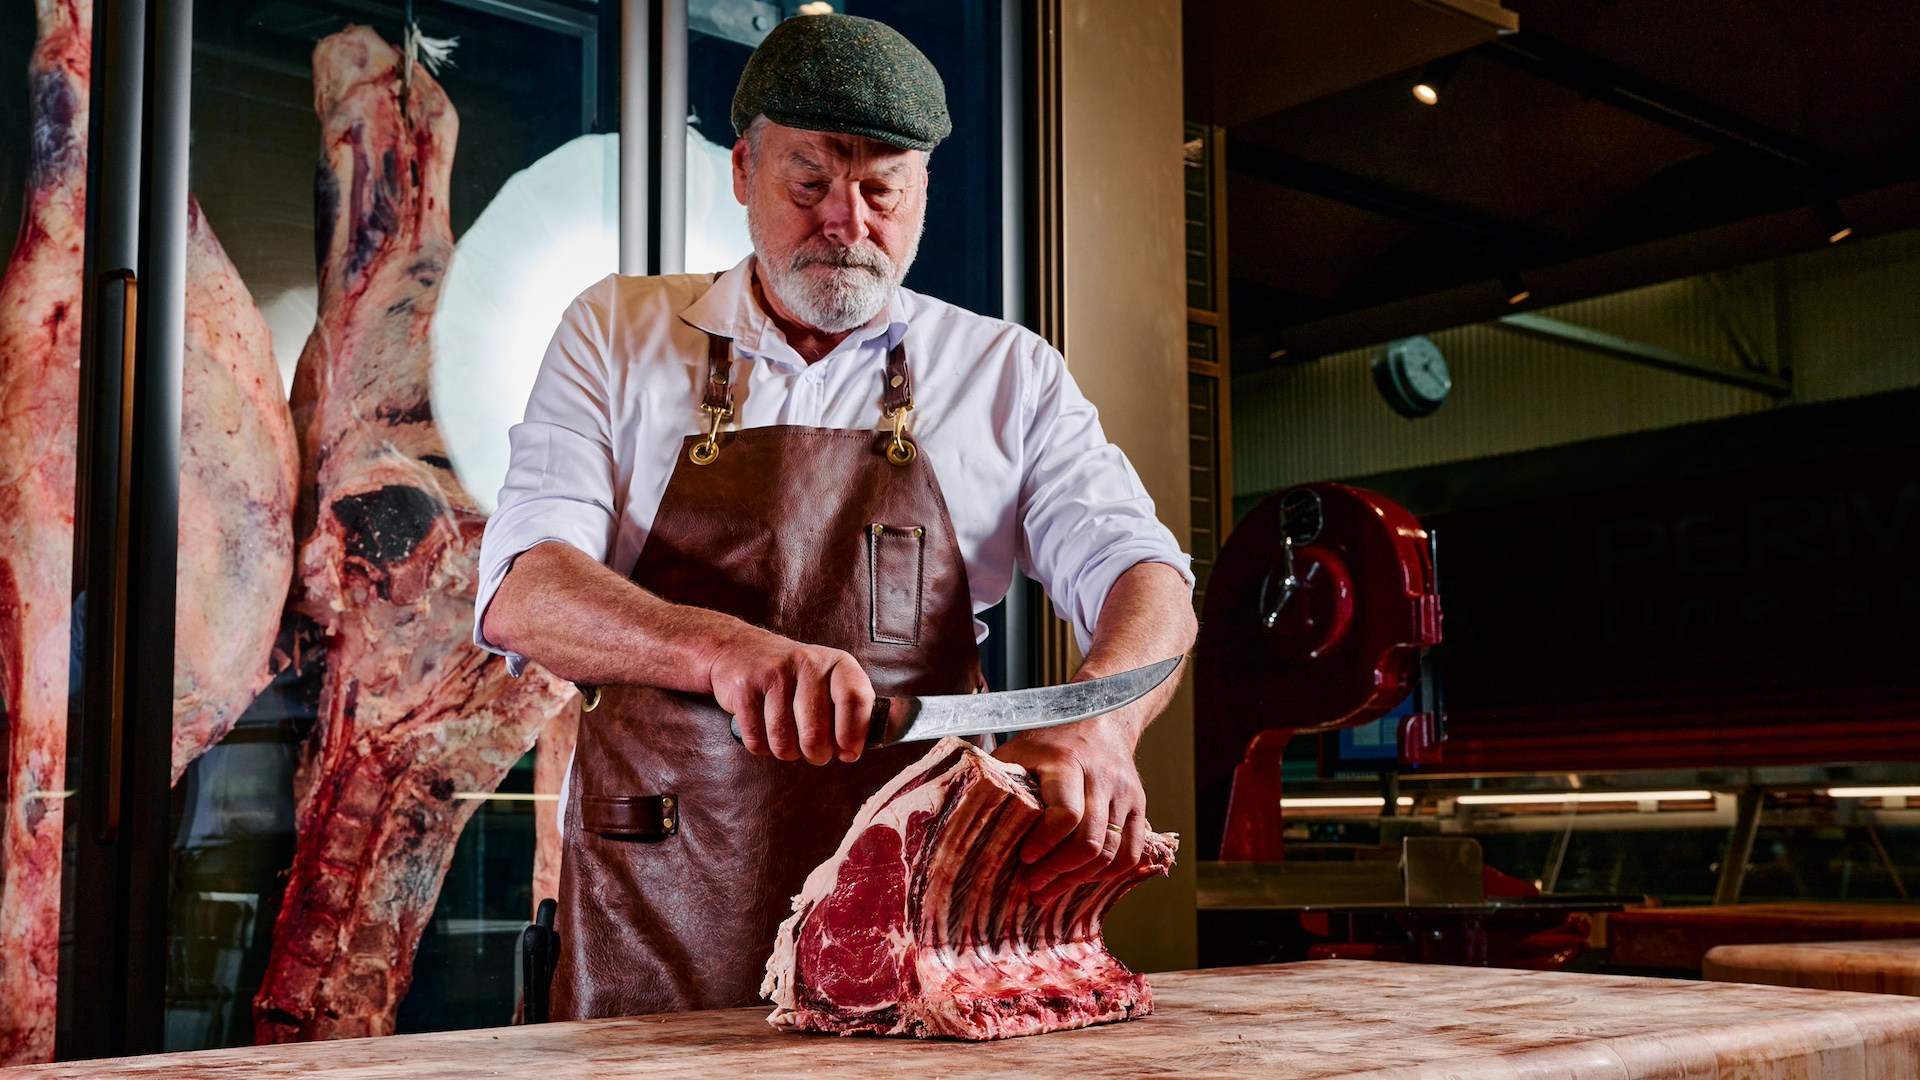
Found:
1790,228 -> 1920,404
1234,228 -> 1920,499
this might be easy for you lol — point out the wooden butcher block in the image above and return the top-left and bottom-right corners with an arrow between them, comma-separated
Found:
1611,902 -> 1920,971
10,961 -> 1920,1079
1706,939 -> 1920,996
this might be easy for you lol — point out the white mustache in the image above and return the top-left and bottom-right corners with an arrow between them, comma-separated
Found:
790,245 -> 890,275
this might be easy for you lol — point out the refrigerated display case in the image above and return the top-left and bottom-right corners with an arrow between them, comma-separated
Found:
1,0 -> 1022,1064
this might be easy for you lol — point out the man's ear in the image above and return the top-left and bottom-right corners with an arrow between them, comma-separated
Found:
731,139 -> 751,205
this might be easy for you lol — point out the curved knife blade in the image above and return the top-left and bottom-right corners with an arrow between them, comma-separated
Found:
867,655 -> 1183,748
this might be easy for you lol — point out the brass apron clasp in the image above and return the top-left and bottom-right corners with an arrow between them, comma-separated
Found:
885,404 -> 916,466
689,402 -> 732,466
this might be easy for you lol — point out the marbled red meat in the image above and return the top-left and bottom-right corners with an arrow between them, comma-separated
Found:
1,0 -> 297,1062
172,199 -> 302,784
531,707 -> 577,916
251,26 -> 570,1044
0,0 -> 88,1063
762,737 -> 1177,1040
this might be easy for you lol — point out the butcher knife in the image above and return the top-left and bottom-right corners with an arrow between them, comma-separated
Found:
728,655 -> 1183,749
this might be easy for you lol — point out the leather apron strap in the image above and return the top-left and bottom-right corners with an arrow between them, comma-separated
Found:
690,335 -> 918,468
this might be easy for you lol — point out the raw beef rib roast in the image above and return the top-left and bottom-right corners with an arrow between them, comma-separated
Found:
1,0 -> 297,1063
252,26 -> 570,1044
762,738 -> 1178,1040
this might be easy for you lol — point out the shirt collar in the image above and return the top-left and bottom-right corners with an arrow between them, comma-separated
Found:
679,254 -> 910,372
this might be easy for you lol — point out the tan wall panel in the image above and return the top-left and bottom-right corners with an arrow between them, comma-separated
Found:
1058,0 -> 1196,973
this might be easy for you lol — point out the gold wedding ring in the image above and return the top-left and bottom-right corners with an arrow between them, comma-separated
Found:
1106,822 -> 1124,833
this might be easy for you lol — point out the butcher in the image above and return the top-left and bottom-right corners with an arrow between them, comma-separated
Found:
474,12 -> 1195,1020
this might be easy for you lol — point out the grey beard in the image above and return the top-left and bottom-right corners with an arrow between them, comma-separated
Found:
747,204 -> 924,333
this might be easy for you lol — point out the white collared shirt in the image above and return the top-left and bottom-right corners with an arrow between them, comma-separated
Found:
473,255 -> 1192,671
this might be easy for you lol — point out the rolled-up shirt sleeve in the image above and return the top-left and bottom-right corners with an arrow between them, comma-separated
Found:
1016,344 -> 1195,653
473,281 -> 621,675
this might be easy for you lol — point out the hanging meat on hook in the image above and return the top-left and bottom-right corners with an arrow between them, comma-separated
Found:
251,25 -> 571,1043
174,201 -> 304,784
0,0 -> 89,1062
0,0 -> 299,1062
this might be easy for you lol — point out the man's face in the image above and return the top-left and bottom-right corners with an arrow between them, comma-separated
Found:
733,120 -> 928,334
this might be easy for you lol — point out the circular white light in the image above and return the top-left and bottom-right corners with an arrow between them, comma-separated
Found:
1412,83 -> 1439,106
433,129 -> 752,512
433,133 -> 619,514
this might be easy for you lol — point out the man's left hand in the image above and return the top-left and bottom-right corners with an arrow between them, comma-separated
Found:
993,720 -> 1148,899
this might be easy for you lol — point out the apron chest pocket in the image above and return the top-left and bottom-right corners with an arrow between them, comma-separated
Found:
579,793 -> 679,839
868,523 -> 925,645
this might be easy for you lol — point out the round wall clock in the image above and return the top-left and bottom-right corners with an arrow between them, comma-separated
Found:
1372,335 -> 1452,418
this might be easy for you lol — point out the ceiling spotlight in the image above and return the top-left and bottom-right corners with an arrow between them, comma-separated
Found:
1817,200 -> 1852,244
1501,269 -> 1531,305
1411,55 -> 1463,107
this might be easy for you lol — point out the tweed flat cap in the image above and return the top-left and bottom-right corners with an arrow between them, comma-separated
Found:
731,14 -> 951,151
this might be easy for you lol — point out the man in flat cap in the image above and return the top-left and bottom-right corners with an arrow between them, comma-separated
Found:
476,13 -> 1195,1019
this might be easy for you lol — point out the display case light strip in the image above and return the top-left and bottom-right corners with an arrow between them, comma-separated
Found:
1453,789 -> 1712,805
1825,787 -> 1920,798
1280,796 -> 1416,809
452,791 -> 561,802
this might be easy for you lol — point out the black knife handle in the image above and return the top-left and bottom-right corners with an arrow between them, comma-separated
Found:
865,696 -> 896,748
728,696 -> 897,749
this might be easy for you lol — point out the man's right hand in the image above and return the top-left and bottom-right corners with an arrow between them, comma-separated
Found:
707,629 -> 876,765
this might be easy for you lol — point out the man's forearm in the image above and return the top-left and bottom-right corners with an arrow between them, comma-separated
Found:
480,541 -> 755,690
1074,561 -> 1198,747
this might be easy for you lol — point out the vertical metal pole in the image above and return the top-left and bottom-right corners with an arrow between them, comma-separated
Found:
618,0 -> 649,275
657,0 -> 687,273
68,0 -> 187,1054
1000,0 -> 1025,330
62,0 -> 145,1055
1714,787 -> 1762,905
123,0 -> 192,1050
994,0 -> 1039,692
1540,819 -> 1573,894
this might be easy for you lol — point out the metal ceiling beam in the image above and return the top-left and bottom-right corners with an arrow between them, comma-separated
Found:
1484,33 -> 1830,179
1491,313 -> 1792,397
1226,136 -> 1565,256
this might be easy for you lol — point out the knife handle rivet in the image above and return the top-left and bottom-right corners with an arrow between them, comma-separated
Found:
660,796 -> 674,811
661,817 -> 675,831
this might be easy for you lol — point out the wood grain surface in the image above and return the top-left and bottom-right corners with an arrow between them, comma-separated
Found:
9,961 -> 1920,1078
1611,902 -> 1920,971
1706,938 -> 1920,996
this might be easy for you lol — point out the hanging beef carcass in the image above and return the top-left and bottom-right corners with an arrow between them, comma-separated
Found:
531,707 -> 577,916
762,738 -> 1178,1040
173,199 -> 303,783
0,0 -> 299,1062
251,26 -> 571,1043
0,0 -> 89,1062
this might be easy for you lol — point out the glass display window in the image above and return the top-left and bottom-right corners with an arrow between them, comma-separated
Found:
4,0 -> 1018,1062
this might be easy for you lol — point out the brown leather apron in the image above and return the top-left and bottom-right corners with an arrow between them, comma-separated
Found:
550,328 -> 984,1020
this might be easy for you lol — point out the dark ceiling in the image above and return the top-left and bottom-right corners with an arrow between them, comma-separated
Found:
1186,0 -> 1920,370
